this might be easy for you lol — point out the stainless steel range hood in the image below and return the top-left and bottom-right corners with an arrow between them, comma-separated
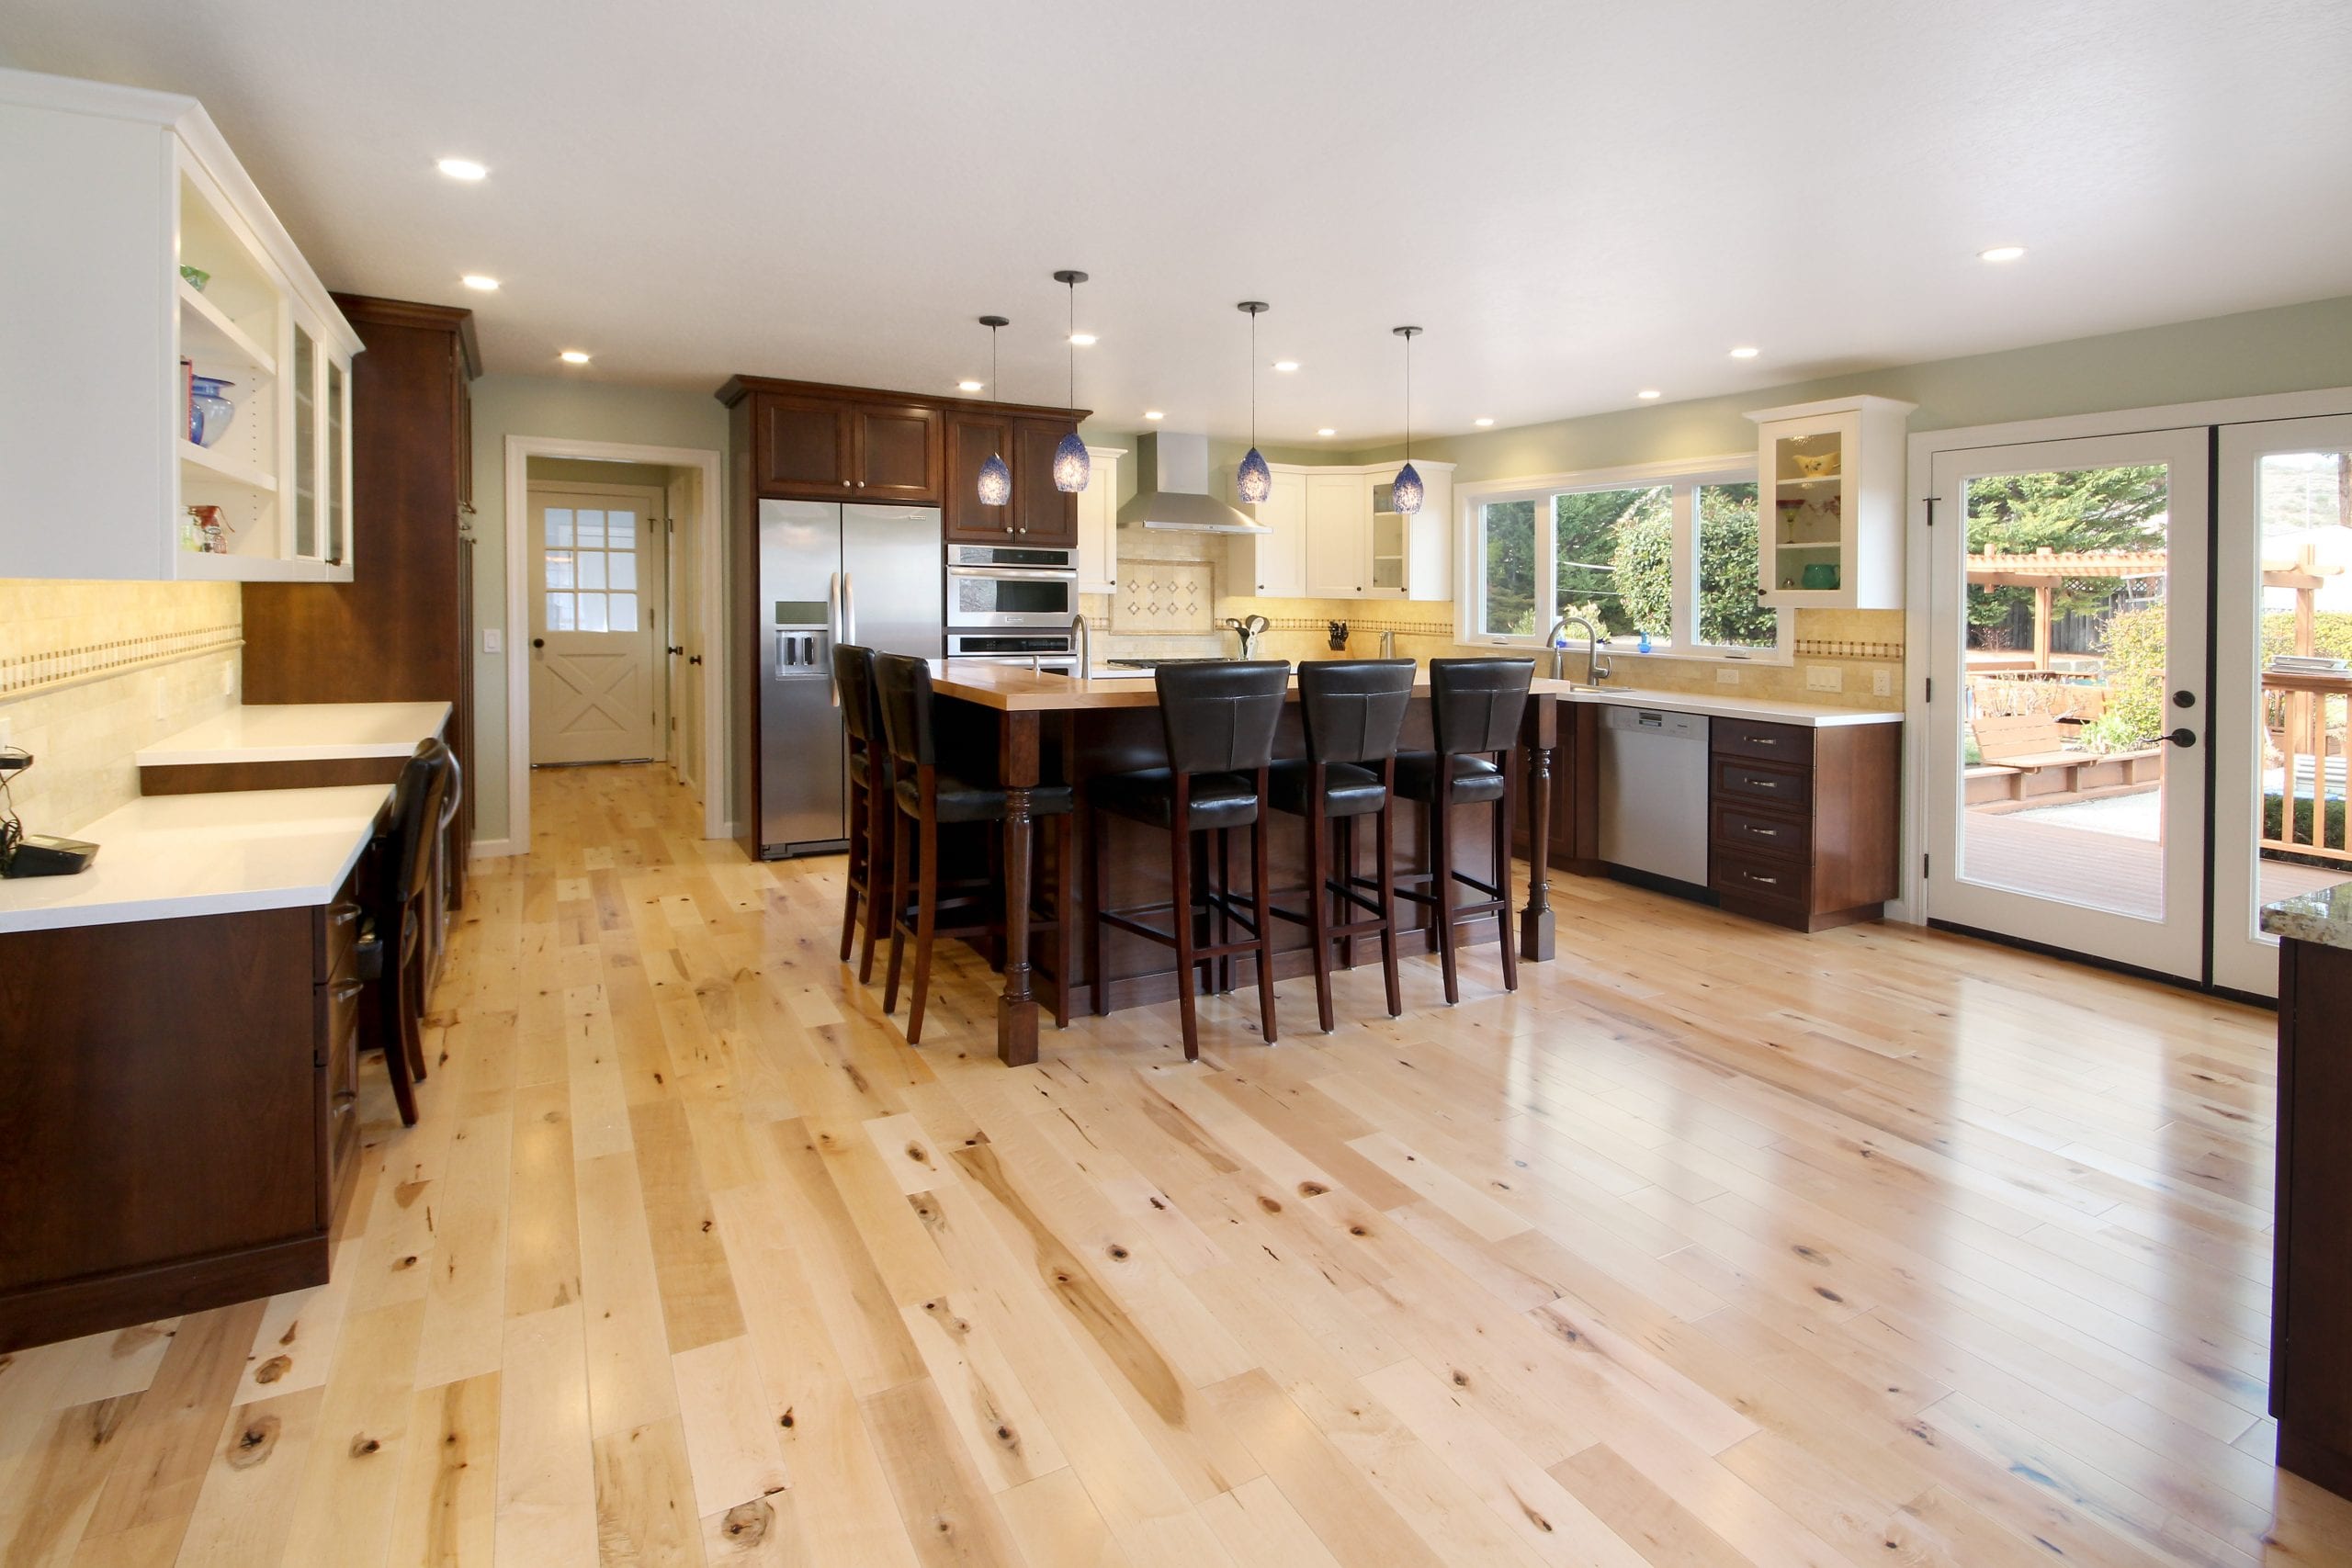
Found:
1115,431 -> 1269,535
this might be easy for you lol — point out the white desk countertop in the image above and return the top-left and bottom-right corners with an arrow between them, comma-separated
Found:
137,702 -> 451,767
0,785 -> 389,934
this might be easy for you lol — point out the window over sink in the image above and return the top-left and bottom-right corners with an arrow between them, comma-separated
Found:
1462,458 -> 1787,661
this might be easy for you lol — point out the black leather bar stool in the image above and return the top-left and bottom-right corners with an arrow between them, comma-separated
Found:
832,643 -> 891,984
872,652 -> 1075,1044
1088,660 -> 1290,1059
1393,658 -> 1534,1005
1267,659 -> 1415,1032
357,738 -> 458,1126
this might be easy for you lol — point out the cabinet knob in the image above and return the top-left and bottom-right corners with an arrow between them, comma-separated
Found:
842,479 -> 852,488
855,480 -> 865,488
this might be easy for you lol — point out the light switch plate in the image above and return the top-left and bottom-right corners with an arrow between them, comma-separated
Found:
1716,666 -> 1739,684
483,628 -> 503,655
1804,664 -> 1844,693
1871,667 -> 1894,697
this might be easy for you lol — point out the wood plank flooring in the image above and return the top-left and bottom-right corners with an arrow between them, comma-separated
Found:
4,761 -> 2347,1567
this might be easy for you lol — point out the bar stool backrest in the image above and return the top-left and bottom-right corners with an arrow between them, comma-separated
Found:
873,651 -> 939,771
1428,658 -> 1535,757
833,643 -> 885,750
1154,660 -> 1291,775
1296,659 -> 1416,765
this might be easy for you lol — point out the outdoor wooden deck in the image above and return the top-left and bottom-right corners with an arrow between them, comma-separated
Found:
1962,808 -> 2349,917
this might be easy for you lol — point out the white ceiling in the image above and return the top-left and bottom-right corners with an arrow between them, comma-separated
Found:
8,1 -> 2351,444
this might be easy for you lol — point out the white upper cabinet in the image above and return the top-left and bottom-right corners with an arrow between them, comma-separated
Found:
1747,393 -> 1913,610
1305,472 -> 1370,597
1237,468 -> 1307,598
0,69 -> 362,582
1075,444 -> 1125,595
1288,460 -> 1454,601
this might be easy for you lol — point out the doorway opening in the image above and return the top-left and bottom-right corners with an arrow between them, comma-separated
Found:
503,437 -> 725,852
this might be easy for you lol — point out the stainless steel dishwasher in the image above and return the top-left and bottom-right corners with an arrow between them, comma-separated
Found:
1597,705 -> 1711,886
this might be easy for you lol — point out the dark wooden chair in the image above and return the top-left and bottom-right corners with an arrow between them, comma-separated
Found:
1267,659 -> 1415,1031
872,652 -> 1075,1044
1088,660 -> 1290,1058
356,738 -> 457,1126
1392,658 -> 1532,1005
833,644 -> 892,983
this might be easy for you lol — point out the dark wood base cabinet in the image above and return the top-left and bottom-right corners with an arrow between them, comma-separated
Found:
0,883 -> 364,1352
2273,935 -> 2352,1500
1707,718 -> 1901,931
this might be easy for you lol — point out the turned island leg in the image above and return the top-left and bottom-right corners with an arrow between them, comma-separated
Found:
1518,694 -> 1557,962
998,710 -> 1041,1066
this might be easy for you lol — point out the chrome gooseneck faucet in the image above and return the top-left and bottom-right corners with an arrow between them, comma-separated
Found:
1070,611 -> 1091,680
1548,615 -> 1612,685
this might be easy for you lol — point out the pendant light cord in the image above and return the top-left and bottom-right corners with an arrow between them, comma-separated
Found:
1067,279 -> 1078,412
1404,333 -> 1412,460
991,323 -> 1001,406
1250,310 -> 1259,445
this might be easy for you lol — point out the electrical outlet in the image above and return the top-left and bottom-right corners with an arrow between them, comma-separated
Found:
1716,666 -> 1739,685
483,627 -> 503,655
1871,666 -> 1893,697
1804,664 -> 1844,693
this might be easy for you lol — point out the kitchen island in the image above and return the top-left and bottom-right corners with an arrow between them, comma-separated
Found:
926,663 -> 1577,1065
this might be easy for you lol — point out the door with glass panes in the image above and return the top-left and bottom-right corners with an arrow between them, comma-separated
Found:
529,484 -> 665,765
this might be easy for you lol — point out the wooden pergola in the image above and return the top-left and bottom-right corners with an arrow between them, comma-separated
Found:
1965,547 -> 2166,670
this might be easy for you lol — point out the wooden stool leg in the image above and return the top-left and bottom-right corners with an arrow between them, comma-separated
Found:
1433,776 -> 1460,1006
1212,827 -> 1233,995
1250,796 -> 1276,1045
1305,795 -> 1334,1033
1052,811 -> 1073,1030
1375,793 -> 1402,1018
840,773 -> 864,963
1337,816 -> 1358,971
857,777 -> 888,984
1089,803 -> 1112,1017
1170,807 -> 1200,1060
883,807 -> 911,1015
1495,758 -> 1519,993
908,808 -> 939,1044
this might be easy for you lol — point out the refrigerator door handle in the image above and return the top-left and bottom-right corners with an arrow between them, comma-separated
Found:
825,571 -> 842,707
842,573 -> 856,645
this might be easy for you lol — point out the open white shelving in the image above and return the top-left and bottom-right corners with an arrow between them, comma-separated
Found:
0,67 -> 361,581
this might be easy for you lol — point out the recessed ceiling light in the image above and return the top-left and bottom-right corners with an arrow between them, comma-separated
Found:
1636,389 -> 1662,400
1729,345 -> 1759,359
1069,333 -> 1097,346
956,379 -> 983,392
559,350 -> 591,365
1979,244 -> 2028,263
1317,428 -> 1337,437
1473,417 -> 1494,427
460,274 -> 499,291
436,158 -> 487,181
1143,410 -> 1165,421
1272,360 -> 1300,373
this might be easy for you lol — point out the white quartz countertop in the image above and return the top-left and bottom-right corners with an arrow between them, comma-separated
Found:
137,702 -> 451,767
0,785 -> 389,934
1555,685 -> 1901,728
2260,881 -> 2352,953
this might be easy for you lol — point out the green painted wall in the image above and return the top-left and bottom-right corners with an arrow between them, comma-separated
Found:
469,375 -> 729,845
1334,294 -> 2352,481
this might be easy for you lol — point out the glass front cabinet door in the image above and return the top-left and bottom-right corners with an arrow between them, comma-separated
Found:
1747,394 -> 1915,611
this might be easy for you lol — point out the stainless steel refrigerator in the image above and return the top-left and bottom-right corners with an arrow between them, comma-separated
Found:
758,499 -> 943,857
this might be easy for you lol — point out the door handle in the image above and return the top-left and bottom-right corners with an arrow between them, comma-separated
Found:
667,645 -> 684,656
2138,728 -> 2199,749
842,573 -> 856,644
825,572 -> 842,707
532,637 -> 545,649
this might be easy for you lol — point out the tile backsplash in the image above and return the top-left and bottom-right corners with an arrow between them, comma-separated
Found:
0,580 -> 243,833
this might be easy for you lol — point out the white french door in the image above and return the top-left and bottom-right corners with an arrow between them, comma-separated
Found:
2211,415 -> 2352,996
1923,430 -> 2211,980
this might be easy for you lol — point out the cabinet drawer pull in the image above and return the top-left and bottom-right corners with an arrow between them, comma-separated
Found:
1747,776 -> 1777,789
329,901 -> 363,928
1751,736 -> 1778,746
330,979 -> 367,1002
1747,824 -> 1780,837
1747,872 -> 1780,886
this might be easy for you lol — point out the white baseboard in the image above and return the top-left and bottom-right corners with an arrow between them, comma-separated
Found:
469,837 -> 519,860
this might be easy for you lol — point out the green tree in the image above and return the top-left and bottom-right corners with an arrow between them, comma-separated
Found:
1556,486 -> 1668,637
2099,602 -> 2167,740
1964,465 -> 2168,628
1608,482 -> 1774,648
1482,499 -> 1537,635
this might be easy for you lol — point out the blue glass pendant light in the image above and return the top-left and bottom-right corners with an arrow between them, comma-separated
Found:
1051,269 -> 1091,492
1390,324 -> 1424,515
1235,301 -> 1272,505
975,315 -> 1012,507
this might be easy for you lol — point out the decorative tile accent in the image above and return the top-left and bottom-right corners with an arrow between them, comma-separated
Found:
1792,637 -> 1902,660
1112,564 -> 1216,635
0,624 -> 244,697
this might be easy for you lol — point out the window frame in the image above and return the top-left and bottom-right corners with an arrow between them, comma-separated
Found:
1455,452 -> 1792,664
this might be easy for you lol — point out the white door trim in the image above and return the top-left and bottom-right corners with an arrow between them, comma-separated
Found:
1900,383 -> 2352,925
502,434 -> 727,854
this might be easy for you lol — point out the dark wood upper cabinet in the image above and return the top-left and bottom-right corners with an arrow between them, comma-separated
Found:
1011,415 -> 1080,548
754,394 -> 853,496
943,410 -> 1014,542
848,401 -> 940,503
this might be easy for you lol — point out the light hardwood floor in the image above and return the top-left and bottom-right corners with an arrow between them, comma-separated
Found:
4,761 -> 2346,1568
